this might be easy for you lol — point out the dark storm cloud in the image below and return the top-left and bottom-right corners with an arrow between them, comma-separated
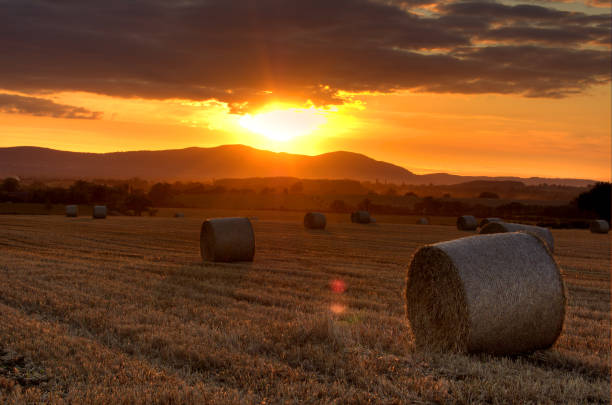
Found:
0,93 -> 102,119
0,0 -> 609,111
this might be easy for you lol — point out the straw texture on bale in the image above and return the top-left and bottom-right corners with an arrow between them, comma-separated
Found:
590,219 -> 609,234
92,205 -> 107,219
174,212 -> 185,218
304,212 -> 326,229
456,215 -> 477,231
480,221 -> 554,252
200,217 -> 255,262
417,218 -> 429,225
65,205 -> 78,217
350,211 -> 371,224
405,232 -> 565,355
479,217 -> 501,227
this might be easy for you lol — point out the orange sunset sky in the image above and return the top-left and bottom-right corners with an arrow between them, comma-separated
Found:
1,0 -> 610,181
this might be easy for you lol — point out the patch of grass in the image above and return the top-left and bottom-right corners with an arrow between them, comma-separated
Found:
0,215 -> 608,403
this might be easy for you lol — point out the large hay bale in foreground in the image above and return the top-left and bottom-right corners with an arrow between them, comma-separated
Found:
480,221 -> 554,252
417,218 -> 429,225
200,217 -> 255,262
65,205 -> 78,217
405,232 -> 565,355
304,212 -> 326,229
92,205 -> 107,219
590,220 -> 609,234
479,217 -> 501,227
350,211 -> 371,224
456,215 -> 477,231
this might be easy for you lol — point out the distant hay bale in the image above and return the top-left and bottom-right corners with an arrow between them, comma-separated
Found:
174,212 -> 185,218
92,205 -> 107,219
417,217 -> 429,225
456,215 -> 477,231
590,220 -> 609,234
405,232 -> 565,355
480,221 -> 554,252
350,211 -> 371,224
304,212 -> 326,229
200,217 -> 255,262
479,217 -> 501,228
65,205 -> 78,217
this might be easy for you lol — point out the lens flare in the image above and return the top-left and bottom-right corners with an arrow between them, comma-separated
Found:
330,279 -> 346,293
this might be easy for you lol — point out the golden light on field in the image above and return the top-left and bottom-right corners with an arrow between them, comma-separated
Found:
239,105 -> 327,142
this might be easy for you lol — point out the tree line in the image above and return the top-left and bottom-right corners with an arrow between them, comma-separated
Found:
1,178 -> 609,223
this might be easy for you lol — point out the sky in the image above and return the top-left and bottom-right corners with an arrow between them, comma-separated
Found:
0,0 -> 610,180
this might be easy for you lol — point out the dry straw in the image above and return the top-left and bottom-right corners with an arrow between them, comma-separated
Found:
350,210 -> 371,224
65,205 -> 78,217
92,205 -> 107,219
479,217 -> 501,227
590,219 -> 610,234
480,221 -> 554,252
456,215 -> 477,231
304,212 -> 326,230
200,217 -> 255,262
417,217 -> 429,225
405,232 -> 565,355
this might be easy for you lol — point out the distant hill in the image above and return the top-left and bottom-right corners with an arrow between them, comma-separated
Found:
0,145 -> 596,187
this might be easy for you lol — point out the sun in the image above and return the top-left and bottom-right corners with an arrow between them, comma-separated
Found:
239,105 -> 327,141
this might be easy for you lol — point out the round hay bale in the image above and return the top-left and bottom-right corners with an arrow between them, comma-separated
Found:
590,219 -> 609,234
92,205 -> 107,219
417,217 -> 429,225
405,232 -> 565,355
479,217 -> 501,228
200,217 -> 255,262
456,215 -> 477,231
174,212 -> 185,218
65,205 -> 78,217
480,221 -> 554,252
350,210 -> 371,224
304,212 -> 326,230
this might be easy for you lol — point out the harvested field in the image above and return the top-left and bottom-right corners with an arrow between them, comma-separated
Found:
0,214 -> 609,404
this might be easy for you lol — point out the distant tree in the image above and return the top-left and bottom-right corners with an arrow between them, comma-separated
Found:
124,192 -> 153,216
414,196 -> 443,215
385,188 -> 397,196
91,184 -> 108,203
479,191 -> 499,199
1,177 -> 20,192
330,199 -> 349,212
290,181 -> 303,193
574,182 -> 611,222
148,182 -> 173,205
358,198 -> 372,211
68,180 -> 93,203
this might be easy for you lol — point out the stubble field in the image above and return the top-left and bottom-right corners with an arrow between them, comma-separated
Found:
0,214 -> 609,404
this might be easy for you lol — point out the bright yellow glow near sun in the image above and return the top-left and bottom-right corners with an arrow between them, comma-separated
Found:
239,105 -> 328,141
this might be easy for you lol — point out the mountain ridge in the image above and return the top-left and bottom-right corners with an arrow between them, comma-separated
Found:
0,145 -> 596,187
